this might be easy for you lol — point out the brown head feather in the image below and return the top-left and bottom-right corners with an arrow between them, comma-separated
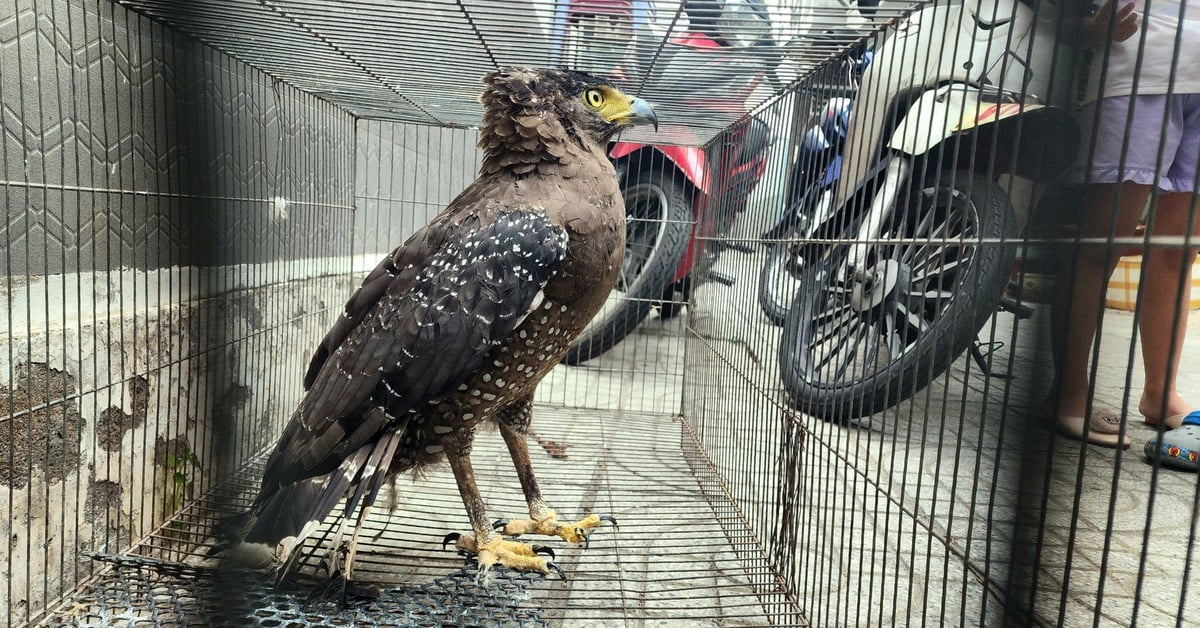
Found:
477,67 -> 620,175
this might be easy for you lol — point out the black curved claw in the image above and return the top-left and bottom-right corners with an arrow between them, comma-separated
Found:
546,561 -> 567,581
442,532 -> 461,551
492,518 -> 509,531
599,514 -> 619,528
532,545 -> 556,560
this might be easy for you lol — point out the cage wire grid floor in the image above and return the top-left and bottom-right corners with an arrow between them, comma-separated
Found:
38,406 -> 795,626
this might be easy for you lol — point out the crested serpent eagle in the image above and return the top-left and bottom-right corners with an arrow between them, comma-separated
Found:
220,67 -> 658,585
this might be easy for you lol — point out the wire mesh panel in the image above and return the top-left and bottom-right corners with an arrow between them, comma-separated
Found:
5,0 -> 1200,626
684,0 -> 1200,625
2,0 -> 356,623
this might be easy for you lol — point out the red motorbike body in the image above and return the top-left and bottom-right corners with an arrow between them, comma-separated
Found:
609,32 -> 770,284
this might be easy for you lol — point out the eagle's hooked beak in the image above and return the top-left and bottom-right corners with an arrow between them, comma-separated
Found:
622,97 -> 659,132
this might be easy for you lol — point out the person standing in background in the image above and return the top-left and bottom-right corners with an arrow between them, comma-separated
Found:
1050,0 -> 1200,447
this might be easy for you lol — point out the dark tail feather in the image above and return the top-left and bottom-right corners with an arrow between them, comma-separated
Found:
244,474 -> 334,546
209,472 -> 332,569
273,445 -> 374,582
337,429 -> 403,579
213,414 -> 407,580
338,427 -> 401,535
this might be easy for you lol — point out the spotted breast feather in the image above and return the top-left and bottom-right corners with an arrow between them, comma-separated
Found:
226,208 -> 567,567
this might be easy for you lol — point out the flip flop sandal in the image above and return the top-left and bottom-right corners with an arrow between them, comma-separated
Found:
1056,412 -> 1130,449
1143,412 -> 1189,430
1144,412 -> 1200,472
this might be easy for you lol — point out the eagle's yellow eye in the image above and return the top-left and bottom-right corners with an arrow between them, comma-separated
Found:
583,88 -> 605,109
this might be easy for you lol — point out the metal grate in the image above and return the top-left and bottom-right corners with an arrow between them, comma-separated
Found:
44,556 -> 552,627
40,406 -> 793,626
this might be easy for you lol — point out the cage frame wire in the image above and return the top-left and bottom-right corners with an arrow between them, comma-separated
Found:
8,0 -> 1200,626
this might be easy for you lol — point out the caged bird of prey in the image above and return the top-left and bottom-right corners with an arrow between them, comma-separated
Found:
218,67 -> 658,589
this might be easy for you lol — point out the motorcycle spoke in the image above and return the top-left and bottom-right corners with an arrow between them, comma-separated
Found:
902,190 -> 972,265
811,306 -> 858,348
883,311 -> 907,357
832,325 -> 872,381
825,281 -> 853,295
864,327 -> 883,367
897,213 -> 931,262
895,301 -> 930,337
813,315 -> 866,377
910,255 -> 965,283
917,288 -> 956,300
812,298 -> 854,326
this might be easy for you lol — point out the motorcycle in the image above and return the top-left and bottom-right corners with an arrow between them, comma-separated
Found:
758,49 -> 870,326
777,0 -> 1079,421
556,0 -> 776,364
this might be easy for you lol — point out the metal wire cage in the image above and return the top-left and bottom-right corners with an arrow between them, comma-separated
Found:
3,0 -> 1199,626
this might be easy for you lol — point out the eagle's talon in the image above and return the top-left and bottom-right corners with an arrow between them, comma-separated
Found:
532,545 -> 555,559
547,561 -> 566,580
442,532 -> 461,551
496,512 -> 616,546
492,518 -> 510,532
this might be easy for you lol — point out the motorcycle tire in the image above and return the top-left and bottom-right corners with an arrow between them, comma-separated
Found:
758,184 -> 824,327
563,166 -> 693,365
758,240 -> 800,327
778,172 -> 1017,422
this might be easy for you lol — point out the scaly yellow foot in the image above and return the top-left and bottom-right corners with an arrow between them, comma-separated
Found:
441,532 -> 563,578
493,511 -> 618,547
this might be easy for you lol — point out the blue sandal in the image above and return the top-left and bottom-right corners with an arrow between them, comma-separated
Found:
1144,411 -> 1200,472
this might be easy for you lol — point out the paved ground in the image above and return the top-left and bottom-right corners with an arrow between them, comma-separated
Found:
1020,303 -> 1200,627
42,249 -> 1198,627
675,249 -> 1200,626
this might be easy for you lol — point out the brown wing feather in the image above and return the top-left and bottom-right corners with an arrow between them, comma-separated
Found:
303,221 -> 450,391
256,207 -> 568,497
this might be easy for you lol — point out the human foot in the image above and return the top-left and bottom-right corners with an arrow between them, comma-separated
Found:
1138,393 -> 1192,429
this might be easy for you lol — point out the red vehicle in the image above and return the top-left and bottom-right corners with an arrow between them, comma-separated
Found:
559,0 -> 775,363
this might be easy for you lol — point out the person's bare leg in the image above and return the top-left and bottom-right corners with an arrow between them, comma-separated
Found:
1052,183 -> 1149,443
1136,191 -> 1200,427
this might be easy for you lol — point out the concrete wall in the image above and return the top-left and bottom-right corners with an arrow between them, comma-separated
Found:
0,0 -> 426,622
0,1 -> 492,616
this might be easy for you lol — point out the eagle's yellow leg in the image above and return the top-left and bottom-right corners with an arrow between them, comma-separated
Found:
495,416 -> 617,546
496,511 -> 612,544
446,532 -> 553,574
445,447 -> 556,576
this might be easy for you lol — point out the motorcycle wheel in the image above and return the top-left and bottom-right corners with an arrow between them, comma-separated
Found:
563,166 -> 692,364
759,182 -> 828,326
758,240 -> 802,327
778,172 -> 1017,421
